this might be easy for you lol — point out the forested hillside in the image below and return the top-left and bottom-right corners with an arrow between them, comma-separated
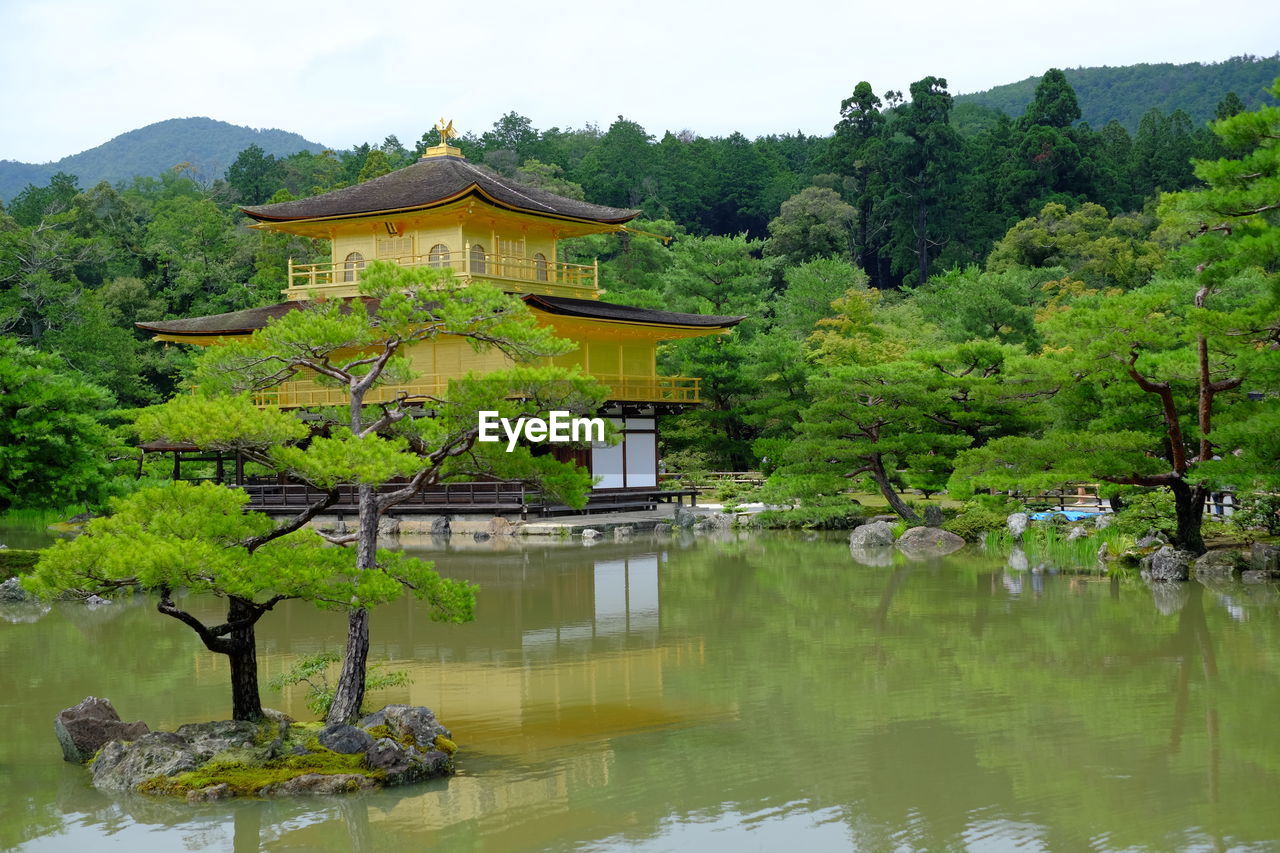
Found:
2,70 -> 1277,550
956,54 -> 1280,131
0,118 -> 325,202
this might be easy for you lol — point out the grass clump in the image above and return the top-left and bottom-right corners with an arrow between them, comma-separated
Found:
944,503 -> 1009,541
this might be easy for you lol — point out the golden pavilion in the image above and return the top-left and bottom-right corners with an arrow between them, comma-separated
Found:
136,128 -> 742,512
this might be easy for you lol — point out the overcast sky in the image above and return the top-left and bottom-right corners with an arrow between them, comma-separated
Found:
1,0 -> 1277,163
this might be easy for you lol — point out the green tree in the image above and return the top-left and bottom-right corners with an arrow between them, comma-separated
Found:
0,337 -> 116,511
357,150 -> 393,183
909,266 -> 1041,348
886,77 -> 963,284
146,261 -> 605,723
762,186 -> 857,266
26,481 -> 474,721
771,339 -> 1036,523
987,201 -> 1162,289
1019,68 -> 1082,130
775,257 -> 867,337
226,144 -> 285,206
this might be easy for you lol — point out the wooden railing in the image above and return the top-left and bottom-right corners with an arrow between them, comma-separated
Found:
659,471 -> 764,493
285,251 -> 598,299
241,481 -> 669,515
252,375 -> 701,408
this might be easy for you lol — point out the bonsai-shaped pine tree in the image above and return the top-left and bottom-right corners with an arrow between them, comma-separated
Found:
61,261 -> 606,723
27,480 -> 475,721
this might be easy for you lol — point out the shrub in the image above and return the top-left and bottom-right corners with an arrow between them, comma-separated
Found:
944,503 -> 1009,541
1111,490 -> 1178,539
270,652 -> 411,717
1229,492 -> 1280,539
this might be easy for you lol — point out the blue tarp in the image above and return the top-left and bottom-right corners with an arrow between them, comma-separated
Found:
1028,510 -> 1103,522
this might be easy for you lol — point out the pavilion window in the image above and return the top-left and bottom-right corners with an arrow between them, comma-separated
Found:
428,243 -> 450,268
470,243 -> 486,275
534,252 -> 548,282
342,251 -> 365,282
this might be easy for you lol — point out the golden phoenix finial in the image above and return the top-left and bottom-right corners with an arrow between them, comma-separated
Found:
436,117 -> 457,146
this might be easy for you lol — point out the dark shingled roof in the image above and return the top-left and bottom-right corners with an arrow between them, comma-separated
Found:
136,294 -> 744,337
242,155 -> 640,224
135,302 -> 305,336
524,294 -> 745,328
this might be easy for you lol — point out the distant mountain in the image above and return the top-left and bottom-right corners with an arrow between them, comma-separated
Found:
0,117 -> 327,202
955,55 -> 1280,131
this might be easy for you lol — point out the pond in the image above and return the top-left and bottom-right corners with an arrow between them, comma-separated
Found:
2,533 -> 1280,852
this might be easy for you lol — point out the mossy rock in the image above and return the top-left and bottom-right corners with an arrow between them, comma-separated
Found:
86,706 -> 454,798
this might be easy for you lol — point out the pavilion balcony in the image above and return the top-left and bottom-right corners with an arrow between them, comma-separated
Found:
250,374 -> 701,408
284,251 -> 599,301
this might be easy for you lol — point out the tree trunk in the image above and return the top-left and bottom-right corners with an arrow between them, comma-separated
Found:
227,598 -> 264,722
327,608 -> 370,725
1169,479 -> 1207,555
915,198 -> 929,285
327,483 -> 380,725
868,454 -> 922,524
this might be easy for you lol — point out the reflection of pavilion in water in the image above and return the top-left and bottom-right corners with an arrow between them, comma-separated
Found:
355,543 -> 719,841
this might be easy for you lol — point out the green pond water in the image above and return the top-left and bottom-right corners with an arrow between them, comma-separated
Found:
3,532 -> 1280,852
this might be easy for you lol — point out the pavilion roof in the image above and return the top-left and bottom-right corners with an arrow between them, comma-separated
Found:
241,155 -> 640,225
136,295 -> 744,337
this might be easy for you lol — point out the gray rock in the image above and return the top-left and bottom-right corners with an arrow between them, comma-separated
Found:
257,773 -> 378,796
472,531 -> 491,542
1242,570 -> 1278,585
173,720 -> 260,761
0,577 -> 33,603
708,512 -> 735,530
1140,546 -> 1194,582
673,506 -> 697,530
1194,549 -> 1247,579
54,697 -> 150,763
1136,533 -> 1168,549
1007,547 -> 1029,571
613,525 -> 634,541
923,504 -> 944,527
580,528 -> 602,541
895,526 -> 966,556
318,723 -> 373,755
1006,513 -> 1029,541
83,595 -> 112,607
91,731 -> 198,791
363,738 -> 452,786
1250,543 -> 1280,575
1065,526 -> 1089,541
186,783 -> 233,802
358,704 -> 451,748
1096,542 -> 1109,562
1094,514 -> 1113,530
377,517 -> 401,537
849,521 -> 895,547
487,517 -> 515,537
653,523 -> 673,536
430,516 -> 451,536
